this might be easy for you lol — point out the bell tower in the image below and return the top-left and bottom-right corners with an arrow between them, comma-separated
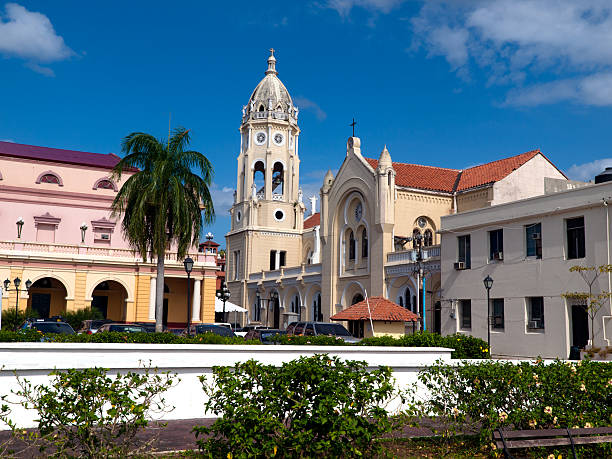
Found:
226,50 -> 305,312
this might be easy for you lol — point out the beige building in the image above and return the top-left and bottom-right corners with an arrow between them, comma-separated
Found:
226,51 -> 570,331
440,180 -> 611,359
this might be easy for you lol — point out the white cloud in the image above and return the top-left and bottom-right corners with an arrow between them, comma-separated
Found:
24,61 -> 55,77
0,3 -> 74,75
210,183 -> 235,215
566,159 -> 612,182
410,0 -> 612,106
326,0 -> 404,16
293,97 -> 327,121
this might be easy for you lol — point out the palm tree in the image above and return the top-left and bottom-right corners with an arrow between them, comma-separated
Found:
111,127 -> 214,332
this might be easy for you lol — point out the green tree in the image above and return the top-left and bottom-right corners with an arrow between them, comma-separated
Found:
562,264 -> 612,347
111,127 -> 214,332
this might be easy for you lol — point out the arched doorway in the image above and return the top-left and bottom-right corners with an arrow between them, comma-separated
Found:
27,278 -> 67,318
273,294 -> 280,329
91,280 -> 128,322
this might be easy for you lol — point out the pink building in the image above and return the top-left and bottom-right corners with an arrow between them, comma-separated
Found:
0,140 -> 217,327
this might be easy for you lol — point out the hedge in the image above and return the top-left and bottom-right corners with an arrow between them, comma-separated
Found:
0,330 -> 489,358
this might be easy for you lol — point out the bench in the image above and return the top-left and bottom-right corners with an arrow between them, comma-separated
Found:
494,427 -> 612,459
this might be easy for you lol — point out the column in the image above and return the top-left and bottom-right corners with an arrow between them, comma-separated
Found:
191,279 -> 201,322
148,277 -> 156,321
275,251 -> 281,270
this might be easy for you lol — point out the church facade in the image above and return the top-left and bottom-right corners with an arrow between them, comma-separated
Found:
225,51 -> 568,331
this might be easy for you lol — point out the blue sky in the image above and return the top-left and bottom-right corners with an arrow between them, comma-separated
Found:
2,1 -> 612,246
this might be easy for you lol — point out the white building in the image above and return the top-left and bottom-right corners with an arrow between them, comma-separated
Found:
439,180 -> 612,359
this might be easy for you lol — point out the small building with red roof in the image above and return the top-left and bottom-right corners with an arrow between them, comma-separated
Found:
331,296 -> 419,338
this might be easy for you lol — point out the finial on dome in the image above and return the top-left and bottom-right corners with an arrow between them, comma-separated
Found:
266,48 -> 277,75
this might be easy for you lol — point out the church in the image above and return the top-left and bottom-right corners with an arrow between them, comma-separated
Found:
225,50 -> 568,334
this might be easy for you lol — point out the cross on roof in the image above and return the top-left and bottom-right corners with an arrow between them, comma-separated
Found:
350,118 -> 357,137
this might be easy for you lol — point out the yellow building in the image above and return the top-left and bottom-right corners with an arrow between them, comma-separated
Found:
0,140 -> 217,327
226,50 -> 569,331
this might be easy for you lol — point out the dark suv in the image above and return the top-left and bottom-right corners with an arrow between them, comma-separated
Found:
21,317 -> 76,335
285,322 -> 359,343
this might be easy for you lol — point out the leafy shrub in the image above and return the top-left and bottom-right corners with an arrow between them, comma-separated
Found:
61,307 -> 103,331
1,366 -> 175,458
414,358 -> 612,448
195,354 -> 400,458
0,331 -> 258,345
271,334 -> 348,346
1,308 -> 38,331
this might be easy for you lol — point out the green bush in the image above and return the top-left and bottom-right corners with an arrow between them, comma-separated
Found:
0,330 -> 258,345
271,334 -> 348,346
1,366 -> 175,458
1,308 -> 38,331
61,308 -> 103,331
414,358 -> 612,449
195,354 -> 400,458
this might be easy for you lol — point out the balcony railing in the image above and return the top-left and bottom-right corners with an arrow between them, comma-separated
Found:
248,263 -> 322,283
0,240 -> 215,265
386,245 -> 441,264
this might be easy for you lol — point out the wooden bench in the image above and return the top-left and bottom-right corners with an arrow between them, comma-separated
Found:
493,427 -> 612,459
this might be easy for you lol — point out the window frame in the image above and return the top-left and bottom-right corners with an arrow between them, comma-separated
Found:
525,223 -> 542,259
527,297 -> 545,330
566,217 -> 585,260
460,299 -> 472,330
489,229 -> 504,261
492,298 -> 505,330
457,235 -> 471,268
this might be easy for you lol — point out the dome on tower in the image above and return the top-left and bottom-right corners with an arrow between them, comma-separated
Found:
242,49 -> 298,123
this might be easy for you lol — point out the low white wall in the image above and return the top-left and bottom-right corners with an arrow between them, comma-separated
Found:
0,343 -> 453,430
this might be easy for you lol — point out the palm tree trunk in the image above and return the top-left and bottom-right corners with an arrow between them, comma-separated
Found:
155,253 -> 165,333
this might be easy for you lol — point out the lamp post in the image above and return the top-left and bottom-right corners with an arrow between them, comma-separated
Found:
4,277 -> 32,331
483,275 -> 494,355
80,223 -> 88,243
16,217 -> 24,239
183,257 -> 194,336
216,282 -> 231,323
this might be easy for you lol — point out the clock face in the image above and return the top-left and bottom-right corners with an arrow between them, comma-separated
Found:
355,203 -> 363,222
273,133 -> 284,145
417,217 -> 427,228
255,132 -> 266,145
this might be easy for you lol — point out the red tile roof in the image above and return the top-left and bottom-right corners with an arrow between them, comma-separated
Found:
365,149 -> 550,193
456,149 -> 541,191
331,296 -> 419,322
304,212 -> 320,229
0,140 -> 126,170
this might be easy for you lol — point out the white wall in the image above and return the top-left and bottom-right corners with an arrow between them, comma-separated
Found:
0,343 -> 453,430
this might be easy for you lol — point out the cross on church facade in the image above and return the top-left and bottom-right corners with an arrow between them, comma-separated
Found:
350,118 -> 357,137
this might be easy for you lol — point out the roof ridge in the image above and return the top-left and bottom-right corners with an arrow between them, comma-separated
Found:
365,157 -> 461,172
463,149 -> 540,171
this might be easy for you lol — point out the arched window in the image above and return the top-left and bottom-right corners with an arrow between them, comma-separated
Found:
253,161 -> 265,196
424,229 -> 433,247
361,228 -> 368,258
398,296 -> 403,307
291,294 -> 300,314
412,229 -> 421,249
39,173 -> 60,184
313,293 -> 322,322
348,231 -> 356,260
258,104 -> 265,112
94,179 -> 116,190
351,293 -> 364,305
306,249 -> 313,265
272,162 -> 284,195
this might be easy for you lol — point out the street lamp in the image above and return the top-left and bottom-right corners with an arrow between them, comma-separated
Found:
183,257 -> 194,336
216,282 -> 231,323
4,277 -> 33,331
16,217 -> 24,239
483,275 -> 494,355
80,223 -> 88,243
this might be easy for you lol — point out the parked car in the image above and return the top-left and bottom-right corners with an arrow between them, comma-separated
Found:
244,328 -> 286,344
234,325 -> 270,337
96,323 -> 148,333
77,319 -> 113,334
21,317 -> 75,335
194,323 -> 236,338
286,322 -> 360,343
